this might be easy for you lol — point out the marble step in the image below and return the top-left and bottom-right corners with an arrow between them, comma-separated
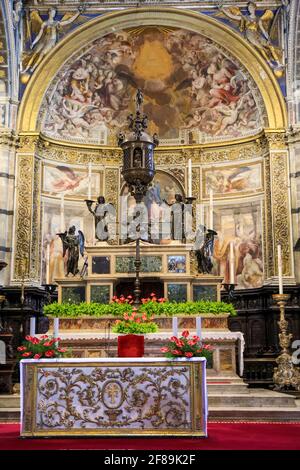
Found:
0,408 -> 20,422
208,384 -> 249,394
208,391 -> 297,408
0,395 -> 20,408
209,406 -> 300,422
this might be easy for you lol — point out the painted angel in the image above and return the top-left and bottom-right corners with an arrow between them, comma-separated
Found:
22,6 -> 85,74
219,1 -> 284,76
51,165 -> 87,193
57,225 -> 84,276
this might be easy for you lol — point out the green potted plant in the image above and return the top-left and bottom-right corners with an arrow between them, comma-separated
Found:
113,308 -> 158,357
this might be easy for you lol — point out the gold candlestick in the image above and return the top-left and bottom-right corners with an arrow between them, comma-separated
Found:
272,294 -> 300,391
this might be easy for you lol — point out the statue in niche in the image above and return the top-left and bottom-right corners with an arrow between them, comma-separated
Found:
22,6 -> 85,76
218,1 -> 284,77
164,194 -> 186,242
86,196 -> 114,241
133,147 -> 143,168
194,225 -> 218,274
57,226 -> 85,276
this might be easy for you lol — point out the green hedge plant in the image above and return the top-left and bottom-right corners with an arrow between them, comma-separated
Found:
44,300 -> 236,318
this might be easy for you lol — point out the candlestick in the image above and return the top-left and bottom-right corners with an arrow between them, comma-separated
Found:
172,317 -> 178,337
272,294 -> 300,391
87,162 -> 92,200
60,194 -> 65,233
209,188 -> 213,229
277,244 -> 283,295
46,243 -> 50,284
53,317 -> 59,339
196,316 -> 202,339
29,317 -> 36,336
229,241 -> 235,285
188,158 -> 192,198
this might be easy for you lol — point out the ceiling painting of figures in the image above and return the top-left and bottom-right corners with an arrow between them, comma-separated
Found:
40,26 -> 266,146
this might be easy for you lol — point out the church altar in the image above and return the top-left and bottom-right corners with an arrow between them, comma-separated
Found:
20,357 -> 207,437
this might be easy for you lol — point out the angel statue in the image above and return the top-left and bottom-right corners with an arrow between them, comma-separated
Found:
219,1 -> 284,77
22,6 -> 85,76
57,225 -> 85,276
194,225 -> 218,275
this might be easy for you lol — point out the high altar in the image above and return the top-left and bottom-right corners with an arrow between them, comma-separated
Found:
20,357 -> 207,437
1,1 -> 300,395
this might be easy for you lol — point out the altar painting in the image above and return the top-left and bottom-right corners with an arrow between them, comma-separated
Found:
120,171 -> 184,242
203,162 -> 262,196
43,163 -> 101,197
211,201 -> 263,289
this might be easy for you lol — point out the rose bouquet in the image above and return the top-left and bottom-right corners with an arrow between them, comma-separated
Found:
161,330 -> 213,359
17,335 -> 70,359
112,308 -> 158,334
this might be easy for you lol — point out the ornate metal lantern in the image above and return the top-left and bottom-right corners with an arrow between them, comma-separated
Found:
118,89 -> 158,203
117,90 -> 159,306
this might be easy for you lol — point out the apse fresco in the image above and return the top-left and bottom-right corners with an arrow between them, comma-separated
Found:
203,162 -> 262,196
43,163 -> 101,196
211,201 -> 263,289
40,27 -> 265,145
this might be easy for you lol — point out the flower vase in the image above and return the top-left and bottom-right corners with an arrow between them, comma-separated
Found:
117,334 -> 144,357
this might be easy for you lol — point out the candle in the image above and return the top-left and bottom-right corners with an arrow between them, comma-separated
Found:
209,188 -> 213,229
30,317 -> 36,337
53,317 -> 59,339
229,241 -> 235,285
278,244 -> 283,294
188,159 -> 192,198
87,162 -> 92,200
46,243 -> 50,284
60,194 -> 65,232
172,317 -> 178,337
196,316 -> 202,339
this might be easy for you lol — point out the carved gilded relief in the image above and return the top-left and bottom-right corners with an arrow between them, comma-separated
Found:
270,152 -> 292,276
20,362 -> 207,436
14,154 -> 34,279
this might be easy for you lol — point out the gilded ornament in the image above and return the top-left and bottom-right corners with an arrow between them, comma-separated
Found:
271,152 -> 292,276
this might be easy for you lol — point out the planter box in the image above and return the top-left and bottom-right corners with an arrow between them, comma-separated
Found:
47,314 -> 229,331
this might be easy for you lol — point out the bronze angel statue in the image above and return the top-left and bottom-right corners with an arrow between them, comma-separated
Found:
194,225 -> 218,275
22,6 -> 85,77
57,225 -> 85,276
219,1 -> 284,77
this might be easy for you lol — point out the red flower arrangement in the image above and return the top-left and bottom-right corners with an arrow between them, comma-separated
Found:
111,295 -> 134,304
111,293 -> 166,305
112,307 -> 158,334
161,330 -> 213,359
17,335 -> 70,360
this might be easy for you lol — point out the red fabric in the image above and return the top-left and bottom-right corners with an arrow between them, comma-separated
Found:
118,334 -> 144,357
0,423 -> 300,450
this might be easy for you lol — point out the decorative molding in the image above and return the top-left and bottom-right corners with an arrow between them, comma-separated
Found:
265,130 -> 287,150
264,155 -> 273,278
29,157 -> 42,281
18,135 -> 38,152
14,154 -> 34,279
270,152 -> 292,277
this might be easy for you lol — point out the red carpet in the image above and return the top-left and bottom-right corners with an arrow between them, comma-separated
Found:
0,423 -> 300,450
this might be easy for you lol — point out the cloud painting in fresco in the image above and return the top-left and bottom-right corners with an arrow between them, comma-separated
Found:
41,27 -> 265,145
